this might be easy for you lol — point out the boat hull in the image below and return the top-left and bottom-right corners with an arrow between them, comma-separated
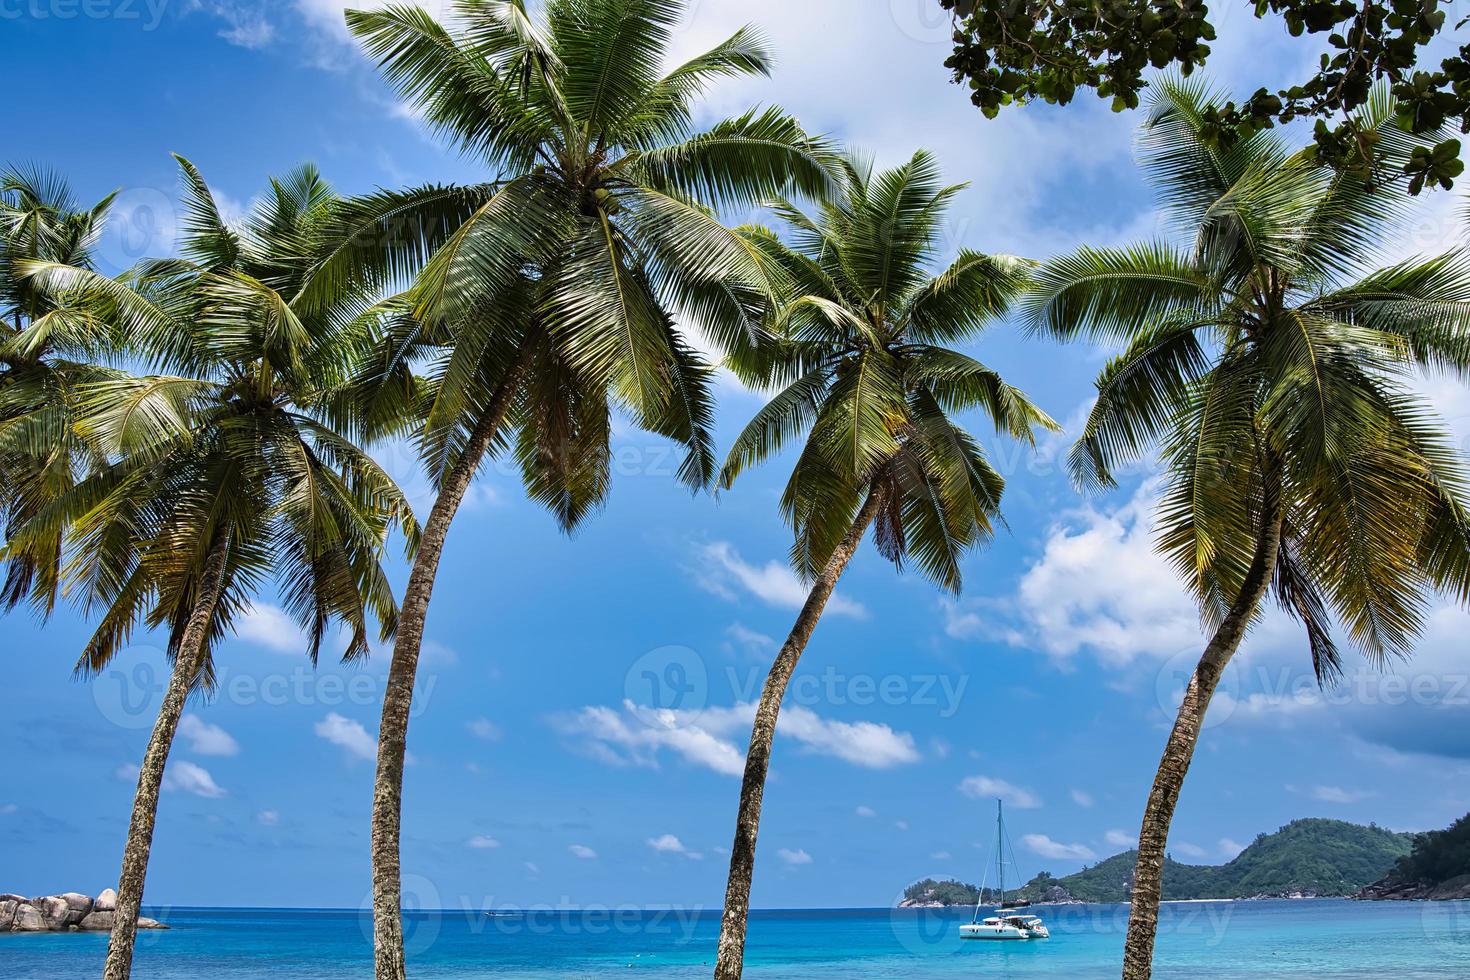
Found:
960,924 -> 1029,941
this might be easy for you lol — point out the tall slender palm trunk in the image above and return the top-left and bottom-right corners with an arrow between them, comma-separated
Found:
1120,510 -> 1284,980
103,528 -> 231,980
371,356 -> 527,980
713,488 -> 886,980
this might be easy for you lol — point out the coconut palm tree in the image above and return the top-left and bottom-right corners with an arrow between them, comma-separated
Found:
343,3 -> 835,976
8,157 -> 420,980
0,165 -> 117,608
1024,78 -> 1470,980
711,150 -> 1057,980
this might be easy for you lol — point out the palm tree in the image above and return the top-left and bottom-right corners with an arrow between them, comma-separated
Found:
8,157 -> 419,980
1024,78 -> 1470,980
0,165 -> 117,609
343,3 -> 834,976
711,150 -> 1057,980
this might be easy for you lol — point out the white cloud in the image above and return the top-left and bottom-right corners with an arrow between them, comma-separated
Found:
855,805 -> 877,818
551,702 -> 747,776
725,622 -> 777,657
989,483 -> 1204,666
569,844 -> 598,860
257,809 -> 280,826
958,775 -> 1041,809
218,13 -> 275,48
551,700 -> 917,775
777,848 -> 813,866
179,714 -> 240,757
467,718 -> 501,741
776,705 -> 920,768
235,603 -> 304,654
314,713 -> 376,762
1023,834 -> 1095,861
164,760 -> 227,799
1070,789 -> 1094,808
647,834 -> 703,859
468,835 -> 501,850
1302,784 -> 1374,804
1219,838 -> 1247,859
1172,841 -> 1208,860
930,850 -> 952,861
1104,829 -> 1135,849
894,820 -> 910,831
524,862 -> 540,876
693,542 -> 866,618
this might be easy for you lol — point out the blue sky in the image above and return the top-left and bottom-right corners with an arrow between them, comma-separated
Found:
4,0 -> 1470,913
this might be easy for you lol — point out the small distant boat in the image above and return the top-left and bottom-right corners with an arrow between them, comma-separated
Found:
960,799 -> 1050,941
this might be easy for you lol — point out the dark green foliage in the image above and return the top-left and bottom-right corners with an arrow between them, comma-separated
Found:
1386,811 -> 1470,885
937,0 -> 1470,193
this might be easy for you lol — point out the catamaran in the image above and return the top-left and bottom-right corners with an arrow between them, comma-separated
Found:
959,799 -> 1050,941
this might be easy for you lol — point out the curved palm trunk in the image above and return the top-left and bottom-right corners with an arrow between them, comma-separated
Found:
1120,511 -> 1284,980
103,528 -> 231,980
372,356 -> 527,980
713,488 -> 886,980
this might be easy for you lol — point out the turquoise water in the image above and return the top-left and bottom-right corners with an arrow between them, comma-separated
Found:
4,900 -> 1469,979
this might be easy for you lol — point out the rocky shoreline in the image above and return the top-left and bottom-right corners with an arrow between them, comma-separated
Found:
0,890 -> 167,933
1355,874 -> 1470,901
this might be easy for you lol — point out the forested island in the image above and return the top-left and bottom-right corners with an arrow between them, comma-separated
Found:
900,818 -> 1417,906
1358,812 -> 1470,900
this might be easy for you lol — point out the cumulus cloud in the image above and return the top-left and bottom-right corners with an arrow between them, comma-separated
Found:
1023,834 -> 1095,861
1104,829 -> 1135,849
647,834 -> 702,859
179,715 -> 240,757
235,603 -> 305,654
468,835 -> 501,849
1171,841 -> 1208,859
958,775 -> 1041,809
693,542 -> 866,618
777,848 -> 813,866
257,809 -> 280,826
569,844 -> 598,859
855,805 -> 877,818
551,700 -> 918,775
314,713 -> 376,762
164,760 -> 227,798
1070,789 -> 1094,808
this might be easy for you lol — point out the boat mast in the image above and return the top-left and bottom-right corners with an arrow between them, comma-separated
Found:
997,798 -> 1004,908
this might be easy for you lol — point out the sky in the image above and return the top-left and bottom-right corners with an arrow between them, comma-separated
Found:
3,0 -> 1470,914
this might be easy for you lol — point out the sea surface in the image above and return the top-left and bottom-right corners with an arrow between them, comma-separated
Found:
4,900 -> 1469,979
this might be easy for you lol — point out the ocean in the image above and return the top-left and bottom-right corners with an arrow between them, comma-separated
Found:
3,900 -> 1469,979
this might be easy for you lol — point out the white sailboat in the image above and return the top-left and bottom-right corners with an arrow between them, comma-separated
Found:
959,799 -> 1050,941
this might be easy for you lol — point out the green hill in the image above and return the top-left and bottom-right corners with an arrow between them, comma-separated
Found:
902,819 -> 1413,905
1359,811 -> 1470,899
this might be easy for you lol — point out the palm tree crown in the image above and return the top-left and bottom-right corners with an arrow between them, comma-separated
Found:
1028,78 -> 1470,676
0,166 -> 118,609
12,155 -> 418,681
345,0 -> 837,508
725,150 -> 1056,586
